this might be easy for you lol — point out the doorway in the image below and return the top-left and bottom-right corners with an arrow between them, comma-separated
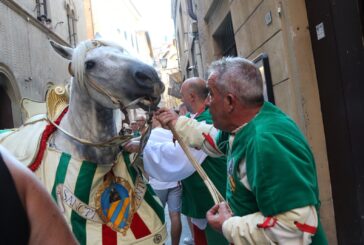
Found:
0,84 -> 14,129
305,0 -> 364,244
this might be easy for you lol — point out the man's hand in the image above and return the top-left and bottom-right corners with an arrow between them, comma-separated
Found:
155,108 -> 179,129
123,140 -> 140,153
206,202 -> 233,233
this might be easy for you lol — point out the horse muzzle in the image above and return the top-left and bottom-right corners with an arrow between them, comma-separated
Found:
132,65 -> 165,109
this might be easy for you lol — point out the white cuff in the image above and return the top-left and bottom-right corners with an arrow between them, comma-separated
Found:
175,117 -> 213,148
222,216 -> 241,242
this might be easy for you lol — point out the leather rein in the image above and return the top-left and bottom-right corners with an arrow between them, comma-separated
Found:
47,40 -> 154,148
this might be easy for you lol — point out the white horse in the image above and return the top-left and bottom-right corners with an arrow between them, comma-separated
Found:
0,39 -> 167,244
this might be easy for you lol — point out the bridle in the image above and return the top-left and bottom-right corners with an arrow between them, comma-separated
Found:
48,40 -> 156,151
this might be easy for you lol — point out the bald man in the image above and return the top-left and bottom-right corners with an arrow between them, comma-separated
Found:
147,77 -> 228,245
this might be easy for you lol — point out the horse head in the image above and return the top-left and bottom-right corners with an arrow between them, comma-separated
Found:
0,40 -> 168,243
50,39 -> 164,111
49,39 -> 164,164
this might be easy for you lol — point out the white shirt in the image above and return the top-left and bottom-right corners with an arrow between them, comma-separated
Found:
143,127 -> 207,182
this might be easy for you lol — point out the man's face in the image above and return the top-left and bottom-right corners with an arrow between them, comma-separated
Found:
179,105 -> 188,116
207,73 -> 228,130
180,84 -> 194,112
131,122 -> 138,131
136,118 -> 146,128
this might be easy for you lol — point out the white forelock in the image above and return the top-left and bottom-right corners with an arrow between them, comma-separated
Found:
71,39 -> 128,86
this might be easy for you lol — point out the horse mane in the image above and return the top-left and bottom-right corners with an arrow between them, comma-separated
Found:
71,39 -> 128,86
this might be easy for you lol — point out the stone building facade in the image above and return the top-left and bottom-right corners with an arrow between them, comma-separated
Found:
0,0 -> 89,127
154,41 -> 181,110
173,0 -> 364,244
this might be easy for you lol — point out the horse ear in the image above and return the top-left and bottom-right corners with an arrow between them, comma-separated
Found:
50,40 -> 73,60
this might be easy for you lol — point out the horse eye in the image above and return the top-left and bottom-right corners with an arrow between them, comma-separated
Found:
85,61 -> 95,70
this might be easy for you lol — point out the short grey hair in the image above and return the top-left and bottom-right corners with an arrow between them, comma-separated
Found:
208,57 -> 264,106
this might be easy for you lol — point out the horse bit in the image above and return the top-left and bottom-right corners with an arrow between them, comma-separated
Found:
48,40 -> 156,160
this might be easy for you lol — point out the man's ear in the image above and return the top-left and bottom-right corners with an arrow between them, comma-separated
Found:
189,92 -> 195,101
225,94 -> 236,112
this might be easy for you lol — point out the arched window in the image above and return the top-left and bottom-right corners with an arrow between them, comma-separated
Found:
0,67 -> 22,128
0,84 -> 14,129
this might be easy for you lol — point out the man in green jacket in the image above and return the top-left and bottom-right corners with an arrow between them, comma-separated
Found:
156,58 -> 327,244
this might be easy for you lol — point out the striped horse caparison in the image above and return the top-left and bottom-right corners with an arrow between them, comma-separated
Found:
0,39 -> 166,245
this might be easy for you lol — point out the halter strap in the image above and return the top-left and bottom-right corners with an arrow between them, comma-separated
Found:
46,96 -> 153,148
57,39 -> 152,147
47,117 -> 133,147
85,74 -> 121,106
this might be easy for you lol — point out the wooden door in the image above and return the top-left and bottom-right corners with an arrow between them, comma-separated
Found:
305,0 -> 364,243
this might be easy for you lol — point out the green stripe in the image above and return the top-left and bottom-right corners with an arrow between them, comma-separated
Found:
122,152 -> 165,223
51,153 -> 71,201
71,160 -> 97,245
144,184 -> 165,222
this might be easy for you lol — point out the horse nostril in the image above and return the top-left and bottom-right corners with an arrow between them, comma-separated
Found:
134,68 -> 164,93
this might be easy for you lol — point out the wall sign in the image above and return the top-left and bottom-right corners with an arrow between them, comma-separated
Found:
316,22 -> 326,40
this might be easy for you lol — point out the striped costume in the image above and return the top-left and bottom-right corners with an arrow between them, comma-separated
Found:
0,116 -> 167,245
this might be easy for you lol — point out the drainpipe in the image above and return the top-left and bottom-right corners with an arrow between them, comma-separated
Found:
186,0 -> 204,76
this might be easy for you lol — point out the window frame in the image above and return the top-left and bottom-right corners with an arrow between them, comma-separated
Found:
252,53 -> 275,104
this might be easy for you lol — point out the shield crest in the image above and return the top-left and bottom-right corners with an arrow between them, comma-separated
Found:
95,175 -> 136,234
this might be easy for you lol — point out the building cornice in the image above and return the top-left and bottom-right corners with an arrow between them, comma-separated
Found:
0,0 -> 69,46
